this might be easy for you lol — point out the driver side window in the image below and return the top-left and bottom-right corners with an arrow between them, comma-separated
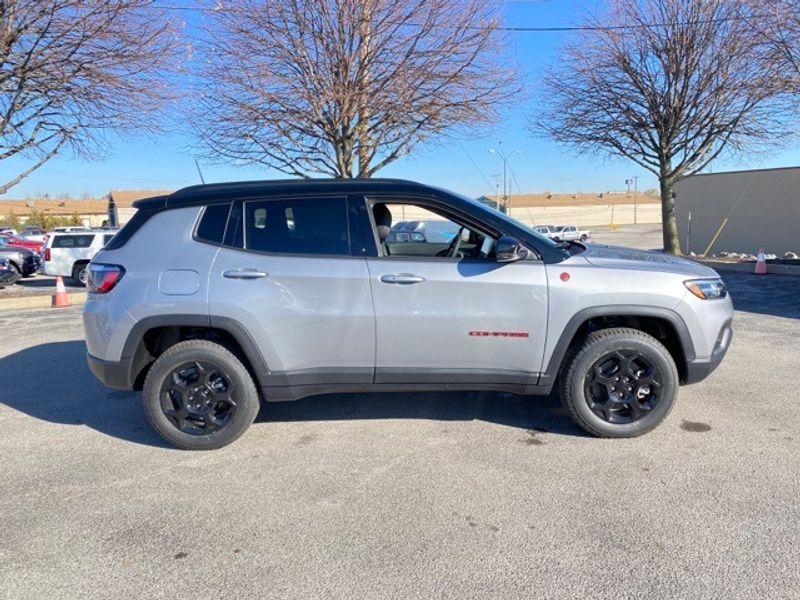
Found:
370,201 -> 495,260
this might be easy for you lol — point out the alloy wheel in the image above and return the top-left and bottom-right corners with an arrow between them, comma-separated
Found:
584,349 -> 662,424
160,361 -> 237,435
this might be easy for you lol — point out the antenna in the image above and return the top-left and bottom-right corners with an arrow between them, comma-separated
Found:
194,158 -> 206,184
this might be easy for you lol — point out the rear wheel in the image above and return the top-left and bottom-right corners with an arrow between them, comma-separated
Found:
8,263 -> 21,284
143,340 -> 260,450
559,327 -> 678,437
580,234 -> 588,241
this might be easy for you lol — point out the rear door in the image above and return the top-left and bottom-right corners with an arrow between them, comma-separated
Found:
361,197 -> 549,386
208,195 -> 375,392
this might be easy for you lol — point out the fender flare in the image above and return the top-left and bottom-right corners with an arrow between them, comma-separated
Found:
540,305 -> 696,384
120,314 -> 271,388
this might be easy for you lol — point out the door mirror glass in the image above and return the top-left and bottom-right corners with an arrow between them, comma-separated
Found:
496,236 -> 528,263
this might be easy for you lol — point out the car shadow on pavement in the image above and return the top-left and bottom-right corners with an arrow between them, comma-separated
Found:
258,389 -> 587,438
0,340 -> 170,448
0,340 -> 586,447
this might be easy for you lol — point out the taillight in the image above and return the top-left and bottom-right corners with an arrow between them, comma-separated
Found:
87,263 -> 125,293
44,247 -> 51,261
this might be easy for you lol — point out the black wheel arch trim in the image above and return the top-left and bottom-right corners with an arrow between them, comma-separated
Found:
541,305 -> 696,383
120,314 -> 272,389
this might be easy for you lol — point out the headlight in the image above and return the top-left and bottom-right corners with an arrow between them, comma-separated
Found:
684,278 -> 727,300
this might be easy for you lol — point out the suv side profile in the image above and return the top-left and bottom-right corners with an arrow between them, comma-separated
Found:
84,179 -> 733,450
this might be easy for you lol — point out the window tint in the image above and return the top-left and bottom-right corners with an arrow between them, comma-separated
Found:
103,234 -> 115,246
244,197 -> 349,255
52,235 -> 94,248
196,203 -> 231,244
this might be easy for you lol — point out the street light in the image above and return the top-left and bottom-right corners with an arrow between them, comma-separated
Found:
488,144 -> 520,212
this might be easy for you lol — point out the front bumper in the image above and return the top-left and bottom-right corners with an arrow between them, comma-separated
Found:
86,352 -> 135,390
683,318 -> 733,384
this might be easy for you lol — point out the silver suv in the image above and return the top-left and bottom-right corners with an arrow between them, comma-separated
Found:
83,179 -> 733,450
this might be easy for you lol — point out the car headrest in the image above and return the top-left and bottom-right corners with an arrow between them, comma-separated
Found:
373,204 -> 392,241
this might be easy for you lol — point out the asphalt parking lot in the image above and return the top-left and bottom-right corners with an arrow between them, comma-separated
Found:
1,270 -> 799,600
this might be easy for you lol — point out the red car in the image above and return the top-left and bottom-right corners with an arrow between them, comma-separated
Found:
0,233 -> 44,253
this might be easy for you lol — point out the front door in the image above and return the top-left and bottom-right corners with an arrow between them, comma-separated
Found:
363,199 -> 548,386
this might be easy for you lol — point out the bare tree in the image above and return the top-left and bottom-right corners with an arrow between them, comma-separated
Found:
0,1 -> 177,194
193,0 -> 518,179
532,0 -> 792,254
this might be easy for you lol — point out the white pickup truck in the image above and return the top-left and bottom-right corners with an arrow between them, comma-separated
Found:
43,230 -> 118,284
551,225 -> 590,242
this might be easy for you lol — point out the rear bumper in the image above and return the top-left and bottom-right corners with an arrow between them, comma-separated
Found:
86,353 -> 135,390
683,319 -> 733,385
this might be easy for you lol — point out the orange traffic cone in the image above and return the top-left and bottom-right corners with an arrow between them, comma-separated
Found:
52,276 -> 71,308
755,249 -> 768,275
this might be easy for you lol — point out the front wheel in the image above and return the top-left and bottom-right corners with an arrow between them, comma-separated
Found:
559,327 -> 678,437
142,340 -> 260,450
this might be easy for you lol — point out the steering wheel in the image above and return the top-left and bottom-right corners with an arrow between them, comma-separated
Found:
436,227 -> 465,258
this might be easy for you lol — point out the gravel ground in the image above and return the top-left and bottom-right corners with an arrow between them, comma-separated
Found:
1,271 -> 798,600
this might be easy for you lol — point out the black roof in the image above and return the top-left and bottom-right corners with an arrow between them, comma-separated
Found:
133,178 -> 437,210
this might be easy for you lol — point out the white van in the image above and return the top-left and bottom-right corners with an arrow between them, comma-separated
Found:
44,230 -> 118,284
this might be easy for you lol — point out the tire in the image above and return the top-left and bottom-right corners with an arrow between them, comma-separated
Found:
558,327 -> 678,438
142,340 -> 260,450
72,262 -> 88,286
580,234 -> 588,241
8,263 -> 21,285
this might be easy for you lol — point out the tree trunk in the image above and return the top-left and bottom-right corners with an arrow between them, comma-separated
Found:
659,175 -> 682,255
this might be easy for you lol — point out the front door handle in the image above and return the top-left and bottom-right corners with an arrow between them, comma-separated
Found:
380,273 -> 425,285
223,268 -> 268,280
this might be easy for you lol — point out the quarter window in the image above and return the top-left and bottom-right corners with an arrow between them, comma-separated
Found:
244,197 -> 349,255
196,203 -> 231,244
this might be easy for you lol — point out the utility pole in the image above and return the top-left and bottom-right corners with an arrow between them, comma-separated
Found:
632,175 -> 640,225
488,143 -> 520,212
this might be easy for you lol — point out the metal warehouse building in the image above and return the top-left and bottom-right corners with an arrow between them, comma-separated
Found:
675,166 -> 800,256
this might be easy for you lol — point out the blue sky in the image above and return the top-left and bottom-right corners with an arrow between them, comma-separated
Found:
3,0 -> 800,200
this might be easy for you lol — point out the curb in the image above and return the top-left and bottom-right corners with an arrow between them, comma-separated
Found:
0,292 -> 87,312
696,259 -> 800,277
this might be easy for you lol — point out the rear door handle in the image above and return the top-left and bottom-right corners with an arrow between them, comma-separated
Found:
380,273 -> 425,285
223,268 -> 268,280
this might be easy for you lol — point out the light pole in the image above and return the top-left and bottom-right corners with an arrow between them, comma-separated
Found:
488,144 -> 520,212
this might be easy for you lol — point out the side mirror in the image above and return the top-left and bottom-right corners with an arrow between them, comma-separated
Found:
495,235 -> 529,263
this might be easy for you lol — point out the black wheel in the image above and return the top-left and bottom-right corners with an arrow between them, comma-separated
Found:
580,234 -> 588,241
143,340 -> 260,450
72,262 -> 88,286
559,327 -> 678,437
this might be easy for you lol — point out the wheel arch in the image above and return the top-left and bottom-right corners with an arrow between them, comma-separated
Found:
121,314 -> 270,391
542,306 -> 695,386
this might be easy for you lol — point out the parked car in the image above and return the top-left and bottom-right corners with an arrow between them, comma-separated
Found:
52,226 -> 93,233
0,257 -> 16,286
385,219 -> 463,255
533,225 -> 557,238
0,228 -> 19,236
552,225 -> 590,242
84,179 -> 733,450
0,232 -> 44,253
0,245 -> 40,278
43,230 -> 118,285
19,226 -> 47,242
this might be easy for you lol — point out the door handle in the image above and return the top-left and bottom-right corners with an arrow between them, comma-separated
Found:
223,268 -> 268,280
380,273 -> 425,285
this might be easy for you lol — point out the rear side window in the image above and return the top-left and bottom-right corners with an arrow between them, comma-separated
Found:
103,234 -> 115,246
243,197 -> 349,255
52,235 -> 94,248
195,203 -> 231,244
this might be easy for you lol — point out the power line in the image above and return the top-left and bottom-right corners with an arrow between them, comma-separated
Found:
149,2 -> 787,34
457,140 -> 495,197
